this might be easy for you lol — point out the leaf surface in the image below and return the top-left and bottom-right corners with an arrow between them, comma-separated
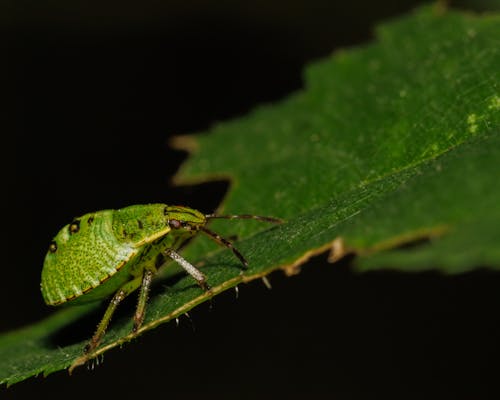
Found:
1,5 -> 499,385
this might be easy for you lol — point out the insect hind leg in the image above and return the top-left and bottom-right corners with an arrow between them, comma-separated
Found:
69,276 -> 142,374
85,277 -> 141,354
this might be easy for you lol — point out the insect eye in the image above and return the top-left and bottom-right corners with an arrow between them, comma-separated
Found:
168,219 -> 181,229
69,220 -> 80,234
49,241 -> 58,253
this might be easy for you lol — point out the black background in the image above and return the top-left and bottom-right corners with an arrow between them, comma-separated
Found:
5,1 -> 500,398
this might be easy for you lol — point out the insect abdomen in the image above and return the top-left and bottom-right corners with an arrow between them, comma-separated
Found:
41,210 -> 137,305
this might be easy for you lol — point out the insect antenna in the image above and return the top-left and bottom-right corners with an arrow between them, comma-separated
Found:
205,214 -> 283,224
199,227 -> 249,269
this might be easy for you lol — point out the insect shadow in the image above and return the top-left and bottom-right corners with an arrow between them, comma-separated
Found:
393,236 -> 433,251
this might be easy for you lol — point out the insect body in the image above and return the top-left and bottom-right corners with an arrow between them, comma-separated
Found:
41,204 -> 280,370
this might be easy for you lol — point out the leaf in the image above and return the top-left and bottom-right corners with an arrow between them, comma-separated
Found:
1,5 -> 499,386
173,5 -> 500,269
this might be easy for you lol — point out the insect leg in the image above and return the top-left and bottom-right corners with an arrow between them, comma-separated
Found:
85,276 -> 142,355
165,248 -> 211,291
199,227 -> 248,269
133,268 -> 155,333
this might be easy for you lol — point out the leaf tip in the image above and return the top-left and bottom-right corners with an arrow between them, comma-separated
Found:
169,134 -> 199,154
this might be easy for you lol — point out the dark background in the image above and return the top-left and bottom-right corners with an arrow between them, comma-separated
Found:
5,1 -> 500,398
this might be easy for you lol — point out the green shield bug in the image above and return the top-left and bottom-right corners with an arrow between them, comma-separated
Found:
40,204 -> 281,372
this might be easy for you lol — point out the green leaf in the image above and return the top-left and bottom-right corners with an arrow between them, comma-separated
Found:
1,5 -> 498,386
174,4 -> 500,268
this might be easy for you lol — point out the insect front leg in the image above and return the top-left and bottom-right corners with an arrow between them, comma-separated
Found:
165,248 -> 211,291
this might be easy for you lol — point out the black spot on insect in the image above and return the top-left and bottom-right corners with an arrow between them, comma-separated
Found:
69,220 -> 80,234
137,219 -> 144,229
87,216 -> 94,225
49,241 -> 58,253
163,206 -> 168,215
